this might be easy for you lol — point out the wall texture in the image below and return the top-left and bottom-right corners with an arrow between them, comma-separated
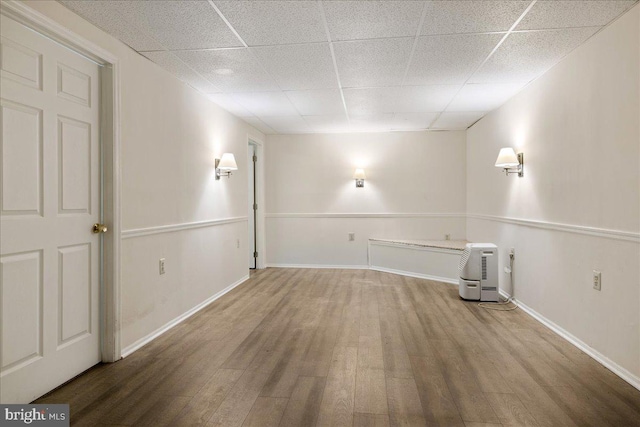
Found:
265,131 -> 467,266
23,1 -> 263,352
467,5 -> 639,380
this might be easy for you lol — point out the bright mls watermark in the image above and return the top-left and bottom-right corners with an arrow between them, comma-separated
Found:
0,405 -> 69,426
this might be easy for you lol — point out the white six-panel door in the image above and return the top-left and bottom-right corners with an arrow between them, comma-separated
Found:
0,15 -> 101,403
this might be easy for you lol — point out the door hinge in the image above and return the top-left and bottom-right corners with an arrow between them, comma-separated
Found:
252,155 -> 257,162
253,203 -> 258,211
253,251 -> 258,258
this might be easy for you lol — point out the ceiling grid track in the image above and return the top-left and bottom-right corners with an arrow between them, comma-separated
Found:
318,0 -> 351,128
392,1 -> 431,129
427,0 -> 538,129
207,0 -> 307,133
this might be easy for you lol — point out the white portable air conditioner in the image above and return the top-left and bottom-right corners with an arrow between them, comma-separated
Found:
458,243 -> 499,302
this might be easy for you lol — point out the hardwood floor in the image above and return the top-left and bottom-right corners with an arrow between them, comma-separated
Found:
37,268 -> 640,426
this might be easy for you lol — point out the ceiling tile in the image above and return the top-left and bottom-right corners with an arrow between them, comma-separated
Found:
285,89 -> 345,116
259,116 -> 311,134
350,114 -> 395,132
343,87 -> 398,116
141,51 -> 220,93
405,33 -> 502,85
394,85 -> 461,113
60,1 -> 164,51
175,49 -> 278,93
469,27 -> 599,83
422,1 -> 530,35
447,83 -> 526,112
243,117 -> 276,134
115,1 -> 242,50
431,112 -> 485,130
391,113 -> 439,130
323,1 -> 425,41
230,92 -> 299,116
214,1 -> 327,46
304,115 -> 351,133
252,44 -> 338,90
517,1 -> 635,30
334,38 -> 415,88
206,93 -> 254,117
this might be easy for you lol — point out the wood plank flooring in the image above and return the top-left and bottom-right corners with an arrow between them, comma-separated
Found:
37,268 -> 640,426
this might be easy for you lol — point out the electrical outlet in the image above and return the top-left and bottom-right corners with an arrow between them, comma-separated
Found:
593,270 -> 601,291
348,232 -> 355,241
159,258 -> 166,275
445,234 -> 451,241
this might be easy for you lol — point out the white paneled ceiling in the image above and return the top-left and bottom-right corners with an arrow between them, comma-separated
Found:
60,0 -> 637,134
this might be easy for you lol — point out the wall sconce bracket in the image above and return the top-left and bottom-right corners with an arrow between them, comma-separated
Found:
503,152 -> 524,177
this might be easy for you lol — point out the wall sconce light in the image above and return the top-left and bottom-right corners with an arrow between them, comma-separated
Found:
215,153 -> 238,180
495,148 -> 523,177
353,168 -> 366,187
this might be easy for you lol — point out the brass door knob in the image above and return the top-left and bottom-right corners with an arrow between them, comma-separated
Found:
92,223 -> 108,234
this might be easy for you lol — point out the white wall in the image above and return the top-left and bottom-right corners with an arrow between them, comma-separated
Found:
265,131 -> 466,266
467,5 -> 640,380
23,1 -> 263,351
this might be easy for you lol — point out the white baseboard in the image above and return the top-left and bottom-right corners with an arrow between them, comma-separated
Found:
266,263 -> 369,270
498,289 -> 640,392
369,266 -> 459,285
121,274 -> 250,358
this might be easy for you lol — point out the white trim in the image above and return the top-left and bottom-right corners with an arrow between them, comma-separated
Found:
122,217 -> 248,239
266,213 -> 466,219
369,266 -> 459,285
0,1 -> 123,362
266,264 -> 369,270
468,213 -> 640,243
368,240 -> 464,255
498,289 -> 640,392
0,0 -> 117,65
121,274 -> 250,358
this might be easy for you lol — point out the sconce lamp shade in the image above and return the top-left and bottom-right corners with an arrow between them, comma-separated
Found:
495,147 -> 519,168
218,153 -> 238,171
353,169 -> 366,180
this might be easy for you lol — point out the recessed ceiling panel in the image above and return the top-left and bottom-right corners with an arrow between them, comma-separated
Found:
323,1 -> 425,41
243,117 -> 276,134
304,115 -> 351,133
421,1 -> 530,35
259,116 -> 312,134
231,92 -> 299,116
405,33 -> 502,85
391,113 -> 439,130
60,1 -> 164,51
334,38 -> 414,88
207,94 -> 254,117
447,83 -> 526,112
517,1 -> 635,30
285,89 -> 345,116
252,44 -> 338,91
214,1 -> 327,46
343,87 -> 398,116
175,49 -> 278,93
141,51 -> 220,93
115,1 -> 242,50
431,111 -> 485,130
350,114 -> 395,132
470,27 -> 599,83
393,85 -> 461,113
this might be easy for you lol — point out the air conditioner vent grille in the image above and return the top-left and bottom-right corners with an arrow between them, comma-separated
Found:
459,248 -> 471,271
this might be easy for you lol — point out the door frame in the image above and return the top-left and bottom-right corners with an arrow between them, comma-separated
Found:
248,134 -> 266,269
1,1 -> 122,362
